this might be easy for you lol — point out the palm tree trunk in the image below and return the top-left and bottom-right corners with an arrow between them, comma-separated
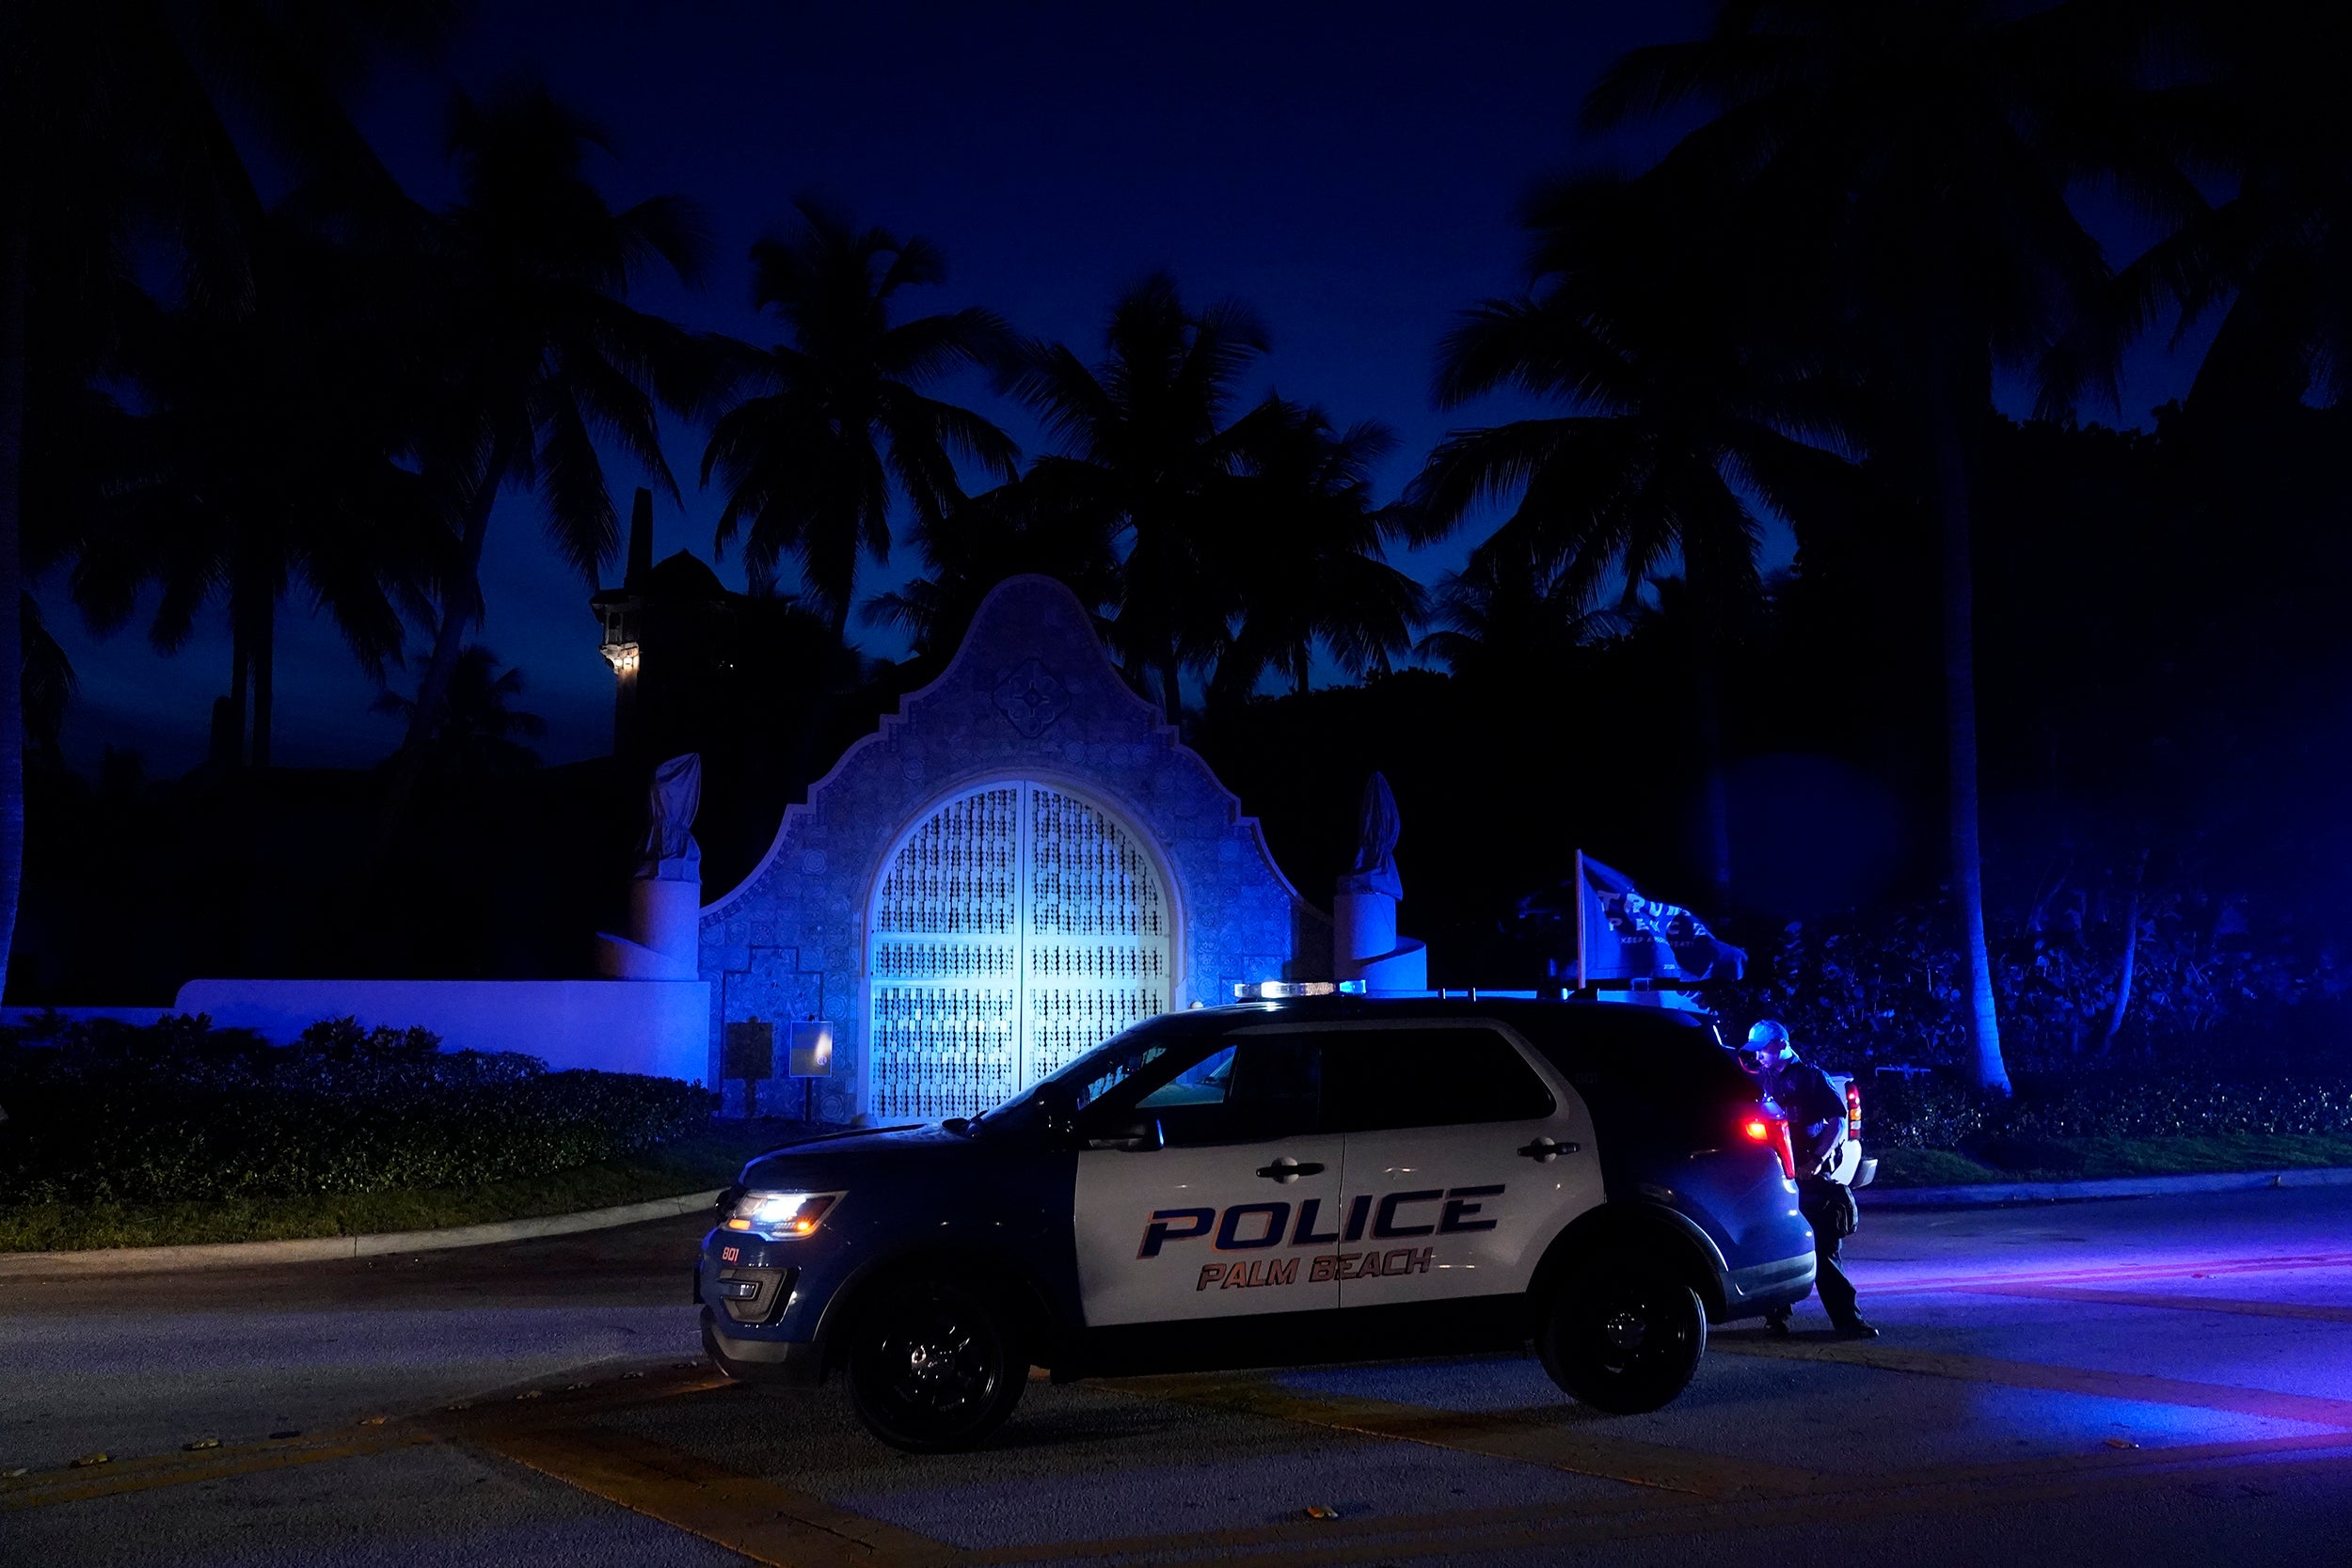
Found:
383,430 -> 518,822
1691,644 -> 1733,910
250,597 -> 274,768
229,622 -> 249,765
1157,656 -> 1183,725
1683,548 -> 1732,908
0,223 -> 26,1003
1927,364 -> 2010,1095
2103,888 -> 2140,1052
2103,852 -> 2147,1053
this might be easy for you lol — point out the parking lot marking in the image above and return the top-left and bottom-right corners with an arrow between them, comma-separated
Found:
1978,1284 -> 2352,1323
1878,1251 -> 2352,1295
0,1431 -> 429,1513
1715,1336 -> 2352,1428
949,1433 -> 2352,1568
1099,1373 -> 1822,1497
465,1422 -> 952,1568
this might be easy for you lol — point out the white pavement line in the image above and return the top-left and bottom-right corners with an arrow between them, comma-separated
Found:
1862,1165 -> 2352,1208
1716,1338 -> 2352,1429
1977,1284 -> 2352,1323
1865,1250 -> 2352,1295
0,1190 -> 723,1278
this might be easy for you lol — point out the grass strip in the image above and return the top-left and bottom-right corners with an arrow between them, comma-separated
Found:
1873,1132 -> 2352,1187
0,1121 -> 803,1252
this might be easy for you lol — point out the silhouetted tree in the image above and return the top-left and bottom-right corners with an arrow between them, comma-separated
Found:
390,86 -> 715,805
374,644 -> 544,778
1006,274 -> 1272,721
703,198 -> 1018,636
1203,399 -> 1422,705
1585,0 -> 2165,1090
863,477 -> 1120,660
1409,171 -> 1851,904
1414,562 -> 1623,683
0,0 -> 451,991
2082,4 -> 2352,415
71,221 -> 437,768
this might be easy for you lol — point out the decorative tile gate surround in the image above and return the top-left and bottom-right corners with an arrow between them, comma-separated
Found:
699,575 -> 1328,1124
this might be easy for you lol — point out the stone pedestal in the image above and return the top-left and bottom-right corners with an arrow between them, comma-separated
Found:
1333,890 -> 1427,990
596,867 -> 701,981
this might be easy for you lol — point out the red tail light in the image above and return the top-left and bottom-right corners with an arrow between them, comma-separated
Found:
1743,1112 -> 1797,1180
1847,1082 -> 1863,1136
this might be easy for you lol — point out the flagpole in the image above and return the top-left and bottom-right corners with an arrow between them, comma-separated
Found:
1574,848 -> 1587,992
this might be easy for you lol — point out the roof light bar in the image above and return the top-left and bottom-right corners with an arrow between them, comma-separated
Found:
1232,980 -> 1366,1000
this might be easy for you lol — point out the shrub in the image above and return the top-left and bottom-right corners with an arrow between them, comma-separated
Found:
1860,1065 -> 2352,1151
0,1014 -> 716,1205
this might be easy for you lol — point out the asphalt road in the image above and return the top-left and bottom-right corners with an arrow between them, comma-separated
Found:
6,1187 -> 2351,1567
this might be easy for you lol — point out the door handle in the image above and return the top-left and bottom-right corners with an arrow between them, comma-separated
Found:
1518,1137 -> 1581,1162
1256,1157 -> 1325,1182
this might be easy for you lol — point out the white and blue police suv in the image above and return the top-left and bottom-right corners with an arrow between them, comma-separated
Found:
697,990 -> 1820,1451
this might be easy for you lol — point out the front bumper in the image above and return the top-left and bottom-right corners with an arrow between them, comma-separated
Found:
702,1308 -> 826,1385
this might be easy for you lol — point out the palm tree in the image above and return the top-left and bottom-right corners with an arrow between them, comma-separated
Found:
2069,4 -> 2352,414
1415,562 -> 1625,684
373,644 -> 545,779
69,220 -> 437,768
862,476 -> 1121,661
390,86 -> 717,800
1006,273 -> 1273,721
1406,170 -> 1851,906
1581,0 -> 2167,1093
1202,399 -> 1423,705
0,1 -> 450,990
702,198 -> 1018,637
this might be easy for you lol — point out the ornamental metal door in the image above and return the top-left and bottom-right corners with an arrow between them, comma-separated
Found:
867,783 -> 1173,1120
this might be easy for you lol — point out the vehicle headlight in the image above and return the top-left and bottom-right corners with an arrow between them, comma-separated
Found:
724,1190 -> 842,1237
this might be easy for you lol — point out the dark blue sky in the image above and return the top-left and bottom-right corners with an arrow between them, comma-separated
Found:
43,0 -> 2202,773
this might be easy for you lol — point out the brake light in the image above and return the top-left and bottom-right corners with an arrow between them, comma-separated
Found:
1742,1113 -> 1797,1180
1847,1082 -> 1863,1136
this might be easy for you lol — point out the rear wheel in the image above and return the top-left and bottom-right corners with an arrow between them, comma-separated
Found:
845,1275 -> 1025,1451
1537,1254 -> 1707,1415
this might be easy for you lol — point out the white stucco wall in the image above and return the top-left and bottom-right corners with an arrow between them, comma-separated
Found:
171,978 -> 712,1083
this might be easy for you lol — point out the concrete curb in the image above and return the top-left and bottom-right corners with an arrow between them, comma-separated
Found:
0,1189 -> 723,1278
1860,1165 -> 2352,1209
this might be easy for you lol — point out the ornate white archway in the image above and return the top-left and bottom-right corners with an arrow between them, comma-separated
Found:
865,780 -> 1175,1119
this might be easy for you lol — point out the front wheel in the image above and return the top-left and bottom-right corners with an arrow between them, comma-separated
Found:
1537,1256 -> 1707,1415
845,1275 -> 1025,1452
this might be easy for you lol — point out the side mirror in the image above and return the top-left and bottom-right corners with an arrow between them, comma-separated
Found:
1033,1079 -> 1079,1140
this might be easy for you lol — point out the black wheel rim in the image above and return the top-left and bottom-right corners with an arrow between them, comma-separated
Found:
1580,1283 -> 1691,1382
860,1293 -> 1002,1432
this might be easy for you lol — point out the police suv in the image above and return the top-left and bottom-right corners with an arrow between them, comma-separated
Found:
697,990 -> 1820,1451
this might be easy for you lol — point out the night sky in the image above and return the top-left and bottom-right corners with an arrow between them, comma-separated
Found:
42,0 -> 2201,774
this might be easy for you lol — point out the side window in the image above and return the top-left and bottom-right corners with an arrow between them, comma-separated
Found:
1514,1007 -> 1756,1142
1097,1036 -> 1321,1146
1321,1027 -> 1554,1132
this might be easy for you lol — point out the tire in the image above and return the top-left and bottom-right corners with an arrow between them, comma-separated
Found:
1537,1254 -> 1708,1415
844,1274 -> 1026,1452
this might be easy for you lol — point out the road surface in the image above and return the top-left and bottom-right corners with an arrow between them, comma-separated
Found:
6,1187 -> 2350,1566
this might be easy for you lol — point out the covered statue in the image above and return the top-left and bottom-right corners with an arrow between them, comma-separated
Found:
635,752 -> 702,881
1336,770 -> 1405,900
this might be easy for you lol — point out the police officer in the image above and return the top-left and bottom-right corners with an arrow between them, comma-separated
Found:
1739,1020 -> 1878,1339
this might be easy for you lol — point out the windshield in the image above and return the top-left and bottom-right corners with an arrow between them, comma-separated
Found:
981,1016 -> 1207,1121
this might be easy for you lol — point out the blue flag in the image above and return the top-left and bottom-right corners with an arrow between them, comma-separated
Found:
1519,853 -> 1746,984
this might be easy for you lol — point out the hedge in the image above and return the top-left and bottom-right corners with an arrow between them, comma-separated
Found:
1864,1068 -> 2352,1153
0,1014 -> 715,1205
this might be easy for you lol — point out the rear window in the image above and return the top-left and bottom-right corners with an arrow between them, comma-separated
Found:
1321,1026 -> 1555,1132
1514,1006 -> 1756,1136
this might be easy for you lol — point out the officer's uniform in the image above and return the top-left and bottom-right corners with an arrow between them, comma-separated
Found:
1756,1046 -> 1875,1338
